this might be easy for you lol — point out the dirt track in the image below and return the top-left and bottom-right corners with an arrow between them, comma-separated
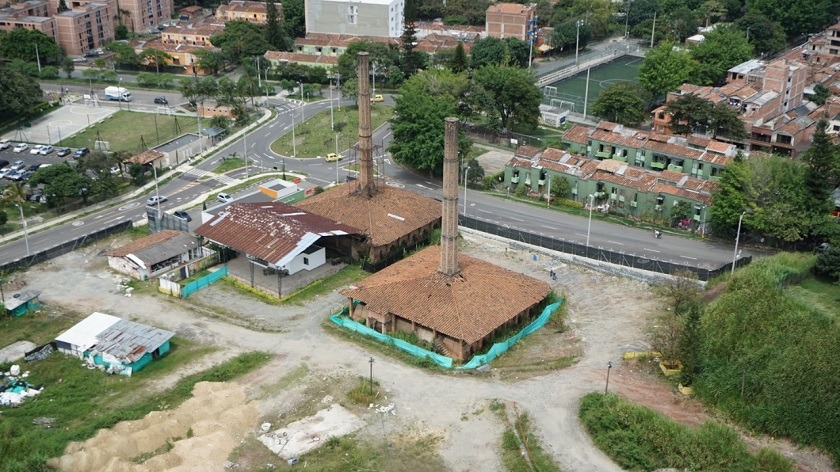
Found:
29,232 -> 836,471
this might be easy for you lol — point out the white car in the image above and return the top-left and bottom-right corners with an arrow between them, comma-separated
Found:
0,139 -> 10,150
13,143 -> 28,153
30,145 -> 43,155
39,145 -> 54,155
146,195 -> 168,206
216,193 -> 233,203
11,160 -> 26,170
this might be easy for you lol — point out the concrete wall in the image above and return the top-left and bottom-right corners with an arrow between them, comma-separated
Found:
305,0 -> 403,37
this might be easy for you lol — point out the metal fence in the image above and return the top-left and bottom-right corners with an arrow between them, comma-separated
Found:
459,215 -> 749,281
182,264 -> 228,298
0,219 -> 134,273
147,207 -> 189,234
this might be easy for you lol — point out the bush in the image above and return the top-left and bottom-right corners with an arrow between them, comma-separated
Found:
40,66 -> 59,79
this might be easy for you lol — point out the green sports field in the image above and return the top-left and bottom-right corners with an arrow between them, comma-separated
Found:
542,55 -> 643,113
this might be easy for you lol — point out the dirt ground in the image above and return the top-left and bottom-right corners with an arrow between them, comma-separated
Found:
25,231 -> 836,472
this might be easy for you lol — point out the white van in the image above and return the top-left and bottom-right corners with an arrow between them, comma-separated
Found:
0,139 -> 10,150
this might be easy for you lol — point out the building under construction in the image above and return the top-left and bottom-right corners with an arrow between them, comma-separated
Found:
340,118 -> 550,361
295,52 -> 441,268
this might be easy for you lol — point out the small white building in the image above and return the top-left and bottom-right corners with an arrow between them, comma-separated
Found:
305,0 -> 405,38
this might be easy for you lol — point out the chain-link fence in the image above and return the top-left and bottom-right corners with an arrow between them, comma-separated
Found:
459,215 -> 748,281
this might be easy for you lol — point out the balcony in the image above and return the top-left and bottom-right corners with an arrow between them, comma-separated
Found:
650,161 -> 666,171
667,164 -> 684,173
613,154 -> 628,162
595,151 -> 611,159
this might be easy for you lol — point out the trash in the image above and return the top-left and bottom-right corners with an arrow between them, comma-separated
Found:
321,395 -> 333,404
33,417 -> 55,427
10,365 -> 20,376
287,458 -> 299,466
223,460 -> 235,469
261,422 -> 272,432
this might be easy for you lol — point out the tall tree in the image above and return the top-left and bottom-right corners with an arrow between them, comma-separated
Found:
666,93 -> 714,135
747,0 -> 839,37
105,41 -> 140,67
193,49 -> 224,76
709,156 -> 751,237
60,56 -> 75,79
473,65 -> 541,130
265,0 -> 291,50
667,7 -> 699,42
336,40 -> 400,82
547,20 -> 592,53
802,120 -> 839,224
638,41 -> 696,98
591,82 -> 650,126
689,25 -> 753,85
140,48 -> 172,74
399,21 -> 426,77
734,11 -> 787,55
210,20 -> 271,64
280,0 -> 306,38
470,37 -> 529,68
449,42 -> 468,73
0,63 -> 43,121
0,29 -> 59,63
708,102 -> 747,140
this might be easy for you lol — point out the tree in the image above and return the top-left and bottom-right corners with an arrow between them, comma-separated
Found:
473,65 -> 541,131
179,76 -> 219,111
709,156 -> 750,237
210,20 -> 271,64
463,157 -> 485,187
735,11 -> 787,55
679,301 -> 703,386
336,40 -> 400,82
0,63 -> 43,121
389,70 -> 471,173
0,29 -> 59,63
547,20 -> 592,53
61,56 -> 75,79
400,21 -> 426,78
667,7 -> 699,42
814,246 -> 840,282
29,162 -> 91,205
77,151 -> 120,198
591,82 -> 649,126
802,120 -> 839,224
140,48 -> 172,74
665,93 -> 714,135
470,37 -> 530,68
708,102 -> 747,140
114,23 -> 129,40
747,0 -> 839,37
265,0 -> 291,50
57,0 -> 69,12
811,83 -> 830,105
550,0 -> 617,38
40,65 -> 59,79
689,25 -> 753,85
105,41 -> 140,67
638,41 -> 696,98
280,0 -> 305,38
0,209 -> 7,228
449,42 -> 468,73
551,175 -> 572,199
194,49 -> 225,76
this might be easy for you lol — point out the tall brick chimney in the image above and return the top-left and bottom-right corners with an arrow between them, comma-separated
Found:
356,52 -> 375,197
439,117 -> 460,277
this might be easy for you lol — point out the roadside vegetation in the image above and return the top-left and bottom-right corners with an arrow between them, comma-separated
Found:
492,400 -> 563,472
0,323 -> 268,472
579,393 -> 792,471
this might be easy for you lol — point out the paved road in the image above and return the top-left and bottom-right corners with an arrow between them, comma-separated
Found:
0,94 -> 742,272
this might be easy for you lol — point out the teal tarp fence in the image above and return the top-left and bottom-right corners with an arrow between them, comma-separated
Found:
182,265 -> 228,298
329,300 -> 563,370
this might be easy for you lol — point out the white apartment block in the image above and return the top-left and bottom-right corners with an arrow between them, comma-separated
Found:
305,0 -> 404,38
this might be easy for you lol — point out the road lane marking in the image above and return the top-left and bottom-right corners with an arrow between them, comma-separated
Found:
540,225 -> 557,230
680,256 -> 698,260
607,240 -> 624,245
478,209 -> 492,213
643,248 -> 660,253
509,217 -> 524,222
574,233 -> 587,238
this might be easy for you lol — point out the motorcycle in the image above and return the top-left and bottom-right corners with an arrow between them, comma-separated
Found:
653,230 -> 662,239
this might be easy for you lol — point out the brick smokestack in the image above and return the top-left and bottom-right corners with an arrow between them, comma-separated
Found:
439,117 -> 460,277
356,52 -> 375,196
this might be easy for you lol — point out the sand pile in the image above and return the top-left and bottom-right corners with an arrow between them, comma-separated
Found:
53,382 -> 258,472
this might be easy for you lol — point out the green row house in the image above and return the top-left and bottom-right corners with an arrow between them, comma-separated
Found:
503,122 -> 728,230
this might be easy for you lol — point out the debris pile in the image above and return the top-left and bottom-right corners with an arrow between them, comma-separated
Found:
258,404 -> 365,459
0,365 -> 43,407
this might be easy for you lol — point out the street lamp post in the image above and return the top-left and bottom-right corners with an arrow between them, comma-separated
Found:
152,165 -> 162,221
575,20 -> 582,65
118,77 -> 123,110
298,81 -> 305,120
16,204 -> 30,256
585,194 -> 595,248
368,357 -> 375,395
731,210 -> 748,276
371,62 -> 376,97
336,72 -> 341,111
291,109 -> 296,158
329,75 -> 335,131
463,166 -> 470,217
605,361 -> 613,394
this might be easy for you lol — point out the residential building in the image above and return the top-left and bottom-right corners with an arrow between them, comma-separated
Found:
161,23 -> 224,47
415,19 -> 484,41
116,0 -> 174,33
0,0 -> 56,38
264,50 -> 339,70
304,0 -> 404,38
105,229 -> 208,280
485,2 -> 536,40
54,3 -> 114,56
216,0 -> 268,24
808,21 -> 840,59
294,32 -> 397,56
131,38 -> 213,75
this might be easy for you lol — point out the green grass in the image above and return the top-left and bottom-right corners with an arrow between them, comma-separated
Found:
212,157 -> 245,173
542,55 -> 642,110
0,308 -> 83,348
784,275 -> 840,319
270,104 -> 392,158
346,376 -> 380,404
495,403 -> 563,472
579,393 -> 792,471
284,264 -> 368,303
0,349 -> 269,472
57,110 -> 199,153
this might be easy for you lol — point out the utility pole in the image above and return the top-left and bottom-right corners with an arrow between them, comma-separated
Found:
368,357 -> 375,395
575,20 -> 581,65
329,75 -> 335,131
650,12 -> 657,48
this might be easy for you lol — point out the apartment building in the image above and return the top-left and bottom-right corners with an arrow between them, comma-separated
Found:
117,0 -> 174,33
305,0 -> 404,38
161,23 -> 224,47
131,38 -> 207,75
54,3 -> 113,56
485,2 -> 536,41
216,0 -> 268,24
0,0 -> 56,38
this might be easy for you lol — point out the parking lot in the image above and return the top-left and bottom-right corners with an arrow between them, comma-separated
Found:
0,103 -> 117,148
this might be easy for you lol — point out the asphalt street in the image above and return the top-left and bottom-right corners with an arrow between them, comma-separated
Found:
0,94 -> 742,272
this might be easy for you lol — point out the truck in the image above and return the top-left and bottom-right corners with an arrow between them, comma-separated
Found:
104,86 -> 132,102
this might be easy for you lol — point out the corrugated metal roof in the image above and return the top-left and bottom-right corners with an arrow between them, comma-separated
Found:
91,319 -> 175,363
129,233 -> 199,266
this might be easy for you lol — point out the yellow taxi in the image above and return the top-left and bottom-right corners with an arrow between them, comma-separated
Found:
325,153 -> 342,162
370,94 -> 384,102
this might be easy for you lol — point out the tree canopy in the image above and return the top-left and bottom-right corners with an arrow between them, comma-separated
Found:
0,63 -> 43,121
688,25 -> 753,85
591,82 -> 650,126
210,20 -> 271,63
747,0 -> 839,37
472,65 -> 541,131
734,11 -> 787,56
0,29 -> 60,63
470,37 -> 530,69
638,41 -> 697,98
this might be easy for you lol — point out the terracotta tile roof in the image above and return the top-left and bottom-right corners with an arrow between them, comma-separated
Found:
415,36 -> 474,55
341,246 -> 550,344
590,128 -> 649,147
217,1 -> 266,14
106,230 -> 184,257
562,124 -> 592,144
539,147 -> 567,161
487,2 -> 535,14
699,152 -> 732,166
687,135 -> 712,147
295,184 -> 441,248
514,145 -> 542,159
595,159 -> 624,173
645,139 -> 704,159
161,24 -> 224,37
706,140 -> 734,154
590,167 -> 658,192
194,202 -> 362,264
596,120 -> 619,132
651,180 -> 716,206
295,33 -> 399,48
124,150 -> 164,165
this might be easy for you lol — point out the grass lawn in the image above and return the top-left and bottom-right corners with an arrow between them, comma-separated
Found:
270,104 -> 392,158
786,275 -> 840,319
212,156 -> 245,174
58,111 -> 199,154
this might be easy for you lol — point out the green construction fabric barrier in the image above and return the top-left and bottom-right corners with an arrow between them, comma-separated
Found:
182,265 -> 228,298
329,300 -> 563,370
329,314 -> 453,368
457,300 -> 563,370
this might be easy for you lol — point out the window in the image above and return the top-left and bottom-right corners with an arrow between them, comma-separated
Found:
303,257 -> 309,265
347,5 -> 357,24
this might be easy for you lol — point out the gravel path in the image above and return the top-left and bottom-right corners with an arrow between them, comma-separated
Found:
23,234 -> 674,471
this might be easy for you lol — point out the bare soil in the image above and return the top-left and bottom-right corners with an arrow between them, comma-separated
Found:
23,231 -> 837,472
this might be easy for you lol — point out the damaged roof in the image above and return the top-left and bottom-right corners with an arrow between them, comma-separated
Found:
195,202 -> 362,265
341,246 -> 550,344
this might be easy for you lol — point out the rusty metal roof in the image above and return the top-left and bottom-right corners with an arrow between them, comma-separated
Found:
92,319 -> 174,363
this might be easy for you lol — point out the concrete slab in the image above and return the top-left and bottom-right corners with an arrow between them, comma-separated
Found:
475,145 -> 514,174
258,404 -> 365,459
1,103 -> 117,146
0,340 -> 36,363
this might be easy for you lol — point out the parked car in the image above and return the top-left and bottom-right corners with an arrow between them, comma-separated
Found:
216,193 -> 233,203
325,153 -> 342,162
0,159 -> 9,169
173,210 -> 192,222
19,170 -> 33,180
26,191 -> 43,202
0,168 -> 10,179
39,145 -> 54,155
146,195 -> 168,206
371,94 -> 384,102
5,169 -> 23,180
154,96 -> 168,105
27,163 -> 41,171
56,147 -> 72,157
11,160 -> 25,170
73,147 -> 89,159
13,143 -> 28,153
29,145 -> 43,155
0,139 -> 10,150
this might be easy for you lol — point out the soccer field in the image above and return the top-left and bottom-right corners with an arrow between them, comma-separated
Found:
542,55 -> 643,113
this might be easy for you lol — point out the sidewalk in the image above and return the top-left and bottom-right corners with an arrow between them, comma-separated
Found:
1,106 -> 276,243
